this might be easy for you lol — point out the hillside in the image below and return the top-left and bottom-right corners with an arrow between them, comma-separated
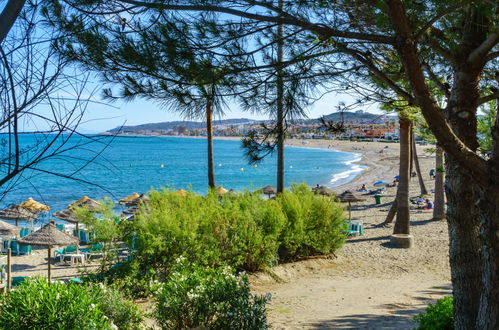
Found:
107,111 -> 395,133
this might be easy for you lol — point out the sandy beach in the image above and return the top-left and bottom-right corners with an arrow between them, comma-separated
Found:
6,138 -> 451,329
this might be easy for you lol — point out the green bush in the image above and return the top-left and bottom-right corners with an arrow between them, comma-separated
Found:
414,296 -> 454,330
277,184 -> 346,260
154,258 -> 270,330
0,278 -> 110,330
90,284 -> 144,329
129,184 -> 345,276
0,278 -> 144,330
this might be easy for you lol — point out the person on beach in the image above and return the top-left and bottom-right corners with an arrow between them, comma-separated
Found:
360,184 -> 367,191
429,168 -> 435,179
423,199 -> 434,210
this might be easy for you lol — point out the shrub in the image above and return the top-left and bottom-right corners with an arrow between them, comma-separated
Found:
277,183 -> 346,260
0,278 -> 110,330
154,258 -> 270,330
414,296 -> 454,330
90,284 -> 144,329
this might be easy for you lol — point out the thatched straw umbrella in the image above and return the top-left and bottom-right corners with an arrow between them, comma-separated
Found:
125,194 -> 150,207
19,197 -> 50,212
261,186 -> 277,198
337,191 -> 365,221
18,221 -> 78,282
0,205 -> 38,226
312,185 -> 335,196
0,220 -> 20,237
119,193 -> 140,205
173,189 -> 188,197
215,186 -> 228,195
68,196 -> 101,211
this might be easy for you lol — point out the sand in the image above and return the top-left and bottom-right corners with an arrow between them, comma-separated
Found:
5,138 -> 451,329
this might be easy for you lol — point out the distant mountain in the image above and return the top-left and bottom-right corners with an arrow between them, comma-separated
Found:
107,118 -> 256,133
106,111 -> 395,133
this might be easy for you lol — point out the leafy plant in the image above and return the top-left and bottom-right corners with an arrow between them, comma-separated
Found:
89,284 -> 144,329
154,258 -> 270,330
0,278 -> 110,330
414,296 -> 454,330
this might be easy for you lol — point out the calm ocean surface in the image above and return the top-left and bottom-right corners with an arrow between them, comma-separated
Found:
1,134 -> 364,215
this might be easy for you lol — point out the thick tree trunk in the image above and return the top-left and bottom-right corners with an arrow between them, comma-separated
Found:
432,145 -> 445,221
206,92 -> 215,189
276,0 -> 285,193
393,118 -> 411,235
411,130 -> 428,195
444,63 -> 483,328
476,187 -> 499,329
445,159 -> 481,329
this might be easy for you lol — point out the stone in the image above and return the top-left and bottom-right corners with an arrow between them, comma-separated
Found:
390,234 -> 414,248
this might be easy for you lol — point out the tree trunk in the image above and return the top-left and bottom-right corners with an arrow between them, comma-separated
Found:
276,0 -> 284,193
393,118 -> 411,235
411,129 -> 428,195
0,0 -> 26,44
446,157 -> 482,329
432,145 -> 445,221
476,187 -> 499,329
206,90 -> 215,189
384,199 -> 397,224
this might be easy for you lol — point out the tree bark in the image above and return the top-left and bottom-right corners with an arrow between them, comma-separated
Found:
276,0 -> 285,193
384,199 -> 397,224
411,129 -> 428,195
476,187 -> 499,329
432,145 -> 445,221
0,0 -> 26,44
206,89 -> 215,189
393,118 -> 411,235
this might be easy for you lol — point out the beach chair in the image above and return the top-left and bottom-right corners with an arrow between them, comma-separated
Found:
9,239 -> 32,255
56,224 -> 65,231
54,245 -> 77,258
343,220 -> 364,236
10,276 -> 30,288
85,244 -> 104,260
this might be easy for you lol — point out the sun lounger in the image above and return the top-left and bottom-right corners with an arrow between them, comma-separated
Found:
343,220 -> 364,236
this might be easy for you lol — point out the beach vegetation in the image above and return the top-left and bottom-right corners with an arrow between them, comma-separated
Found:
0,278 -> 110,329
130,184 -> 345,274
85,184 -> 345,298
414,296 -> 454,330
154,258 -> 269,330
0,277 -> 144,330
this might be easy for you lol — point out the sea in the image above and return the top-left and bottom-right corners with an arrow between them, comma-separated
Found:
1,134 -> 365,219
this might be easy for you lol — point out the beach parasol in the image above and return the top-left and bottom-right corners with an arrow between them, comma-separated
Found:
312,185 -> 335,196
18,221 -> 78,282
119,193 -> 140,205
337,191 -> 365,221
173,189 -> 188,197
0,219 -> 20,237
68,196 -> 101,211
215,186 -> 228,195
19,197 -> 50,212
0,205 -> 38,226
373,180 -> 389,187
52,209 -> 86,246
125,193 -> 150,207
261,186 -> 277,198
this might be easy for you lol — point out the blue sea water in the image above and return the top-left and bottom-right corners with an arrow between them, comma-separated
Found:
1,134 -> 365,214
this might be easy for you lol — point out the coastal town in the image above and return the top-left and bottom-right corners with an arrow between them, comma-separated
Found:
110,110 -> 403,141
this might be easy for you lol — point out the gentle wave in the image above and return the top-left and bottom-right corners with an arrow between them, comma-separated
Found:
329,154 -> 366,186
